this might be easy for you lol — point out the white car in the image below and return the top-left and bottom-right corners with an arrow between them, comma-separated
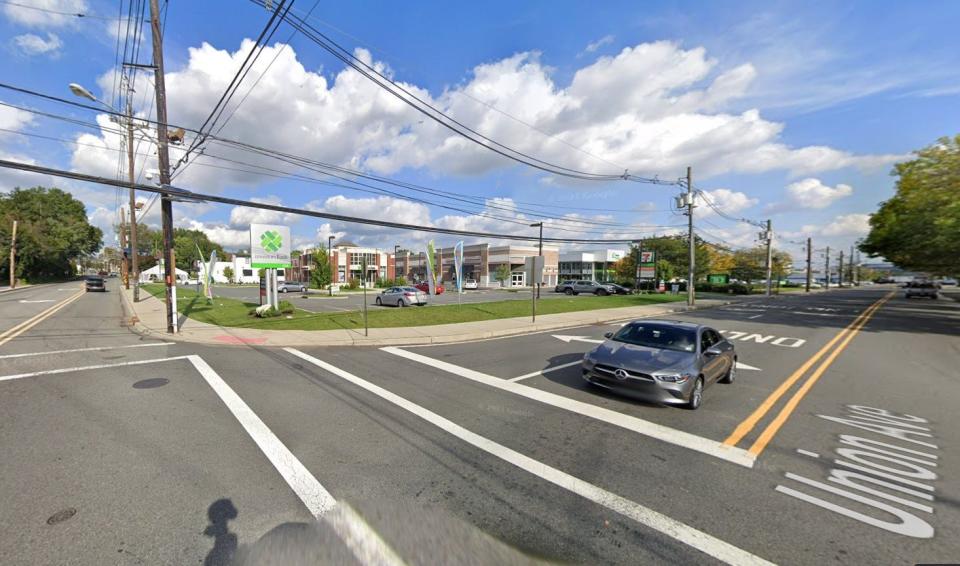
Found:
463,279 -> 478,290
182,278 -> 200,285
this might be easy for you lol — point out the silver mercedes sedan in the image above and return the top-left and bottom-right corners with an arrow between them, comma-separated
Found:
581,320 -> 736,410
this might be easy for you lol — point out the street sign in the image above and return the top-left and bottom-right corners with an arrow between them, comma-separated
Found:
525,255 -> 545,284
250,224 -> 291,268
639,251 -> 656,279
708,274 -> 730,284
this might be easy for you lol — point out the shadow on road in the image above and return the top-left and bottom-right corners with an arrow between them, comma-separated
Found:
540,353 -> 669,410
203,499 -> 238,566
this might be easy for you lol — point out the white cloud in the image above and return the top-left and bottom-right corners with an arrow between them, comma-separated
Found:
13,32 -> 62,57
0,104 -> 34,134
800,213 -> 871,237
697,188 -> 758,217
228,195 -> 299,228
783,178 -> 853,209
582,34 -> 614,54
184,219 -> 249,249
2,0 -> 87,27
69,39 -> 901,192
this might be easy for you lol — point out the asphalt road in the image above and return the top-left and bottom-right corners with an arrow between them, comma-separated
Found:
1,281 -> 957,565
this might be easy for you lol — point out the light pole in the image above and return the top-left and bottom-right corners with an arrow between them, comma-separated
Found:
70,82 -> 140,300
394,243 -> 400,282
530,222 -> 543,299
328,235 -> 335,296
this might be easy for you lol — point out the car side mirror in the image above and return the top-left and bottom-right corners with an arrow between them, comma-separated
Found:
604,332 -> 613,339
705,346 -> 722,356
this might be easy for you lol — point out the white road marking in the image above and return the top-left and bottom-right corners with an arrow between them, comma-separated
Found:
509,360 -> 583,382
0,354 -> 402,563
381,347 -> 756,468
0,355 -> 190,382
735,362 -> 762,371
0,342 -> 175,360
796,449 -> 820,458
552,334 -> 604,344
187,355 -> 337,517
286,348 -> 773,566
748,314 -> 762,319
18,299 -> 55,304
719,330 -> 806,348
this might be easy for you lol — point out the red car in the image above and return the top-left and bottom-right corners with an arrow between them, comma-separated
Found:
414,282 -> 444,295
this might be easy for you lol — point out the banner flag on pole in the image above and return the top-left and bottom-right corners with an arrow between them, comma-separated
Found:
425,240 -> 437,295
453,241 -> 464,293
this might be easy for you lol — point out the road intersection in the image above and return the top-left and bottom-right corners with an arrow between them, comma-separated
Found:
1,282 -> 957,564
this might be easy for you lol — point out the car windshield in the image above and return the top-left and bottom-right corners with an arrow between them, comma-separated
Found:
401,287 -> 419,292
611,323 -> 697,353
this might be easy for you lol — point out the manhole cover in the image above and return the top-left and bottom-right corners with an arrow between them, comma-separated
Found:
46,508 -> 77,525
133,378 -> 169,389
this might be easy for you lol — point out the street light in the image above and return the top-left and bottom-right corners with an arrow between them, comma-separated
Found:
328,235 -> 335,297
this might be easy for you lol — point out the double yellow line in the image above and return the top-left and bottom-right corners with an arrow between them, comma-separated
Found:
723,291 -> 894,457
0,287 -> 85,348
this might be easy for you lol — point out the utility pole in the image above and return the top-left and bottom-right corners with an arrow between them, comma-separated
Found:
533,222 -> 543,299
824,246 -> 830,290
149,0 -> 175,333
119,207 -> 127,285
805,237 -> 812,293
634,239 -> 643,293
849,244 -> 855,286
126,86 -> 139,300
764,219 -> 773,297
8,219 -> 17,289
686,166 -> 695,306
838,250 -> 844,288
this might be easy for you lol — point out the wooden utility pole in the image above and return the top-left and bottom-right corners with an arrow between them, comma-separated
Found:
119,207 -> 128,285
149,0 -> 176,333
764,219 -> 773,296
824,247 -> 830,290
126,88 -> 139,300
8,220 -> 17,289
838,250 -> 844,288
805,237 -> 812,293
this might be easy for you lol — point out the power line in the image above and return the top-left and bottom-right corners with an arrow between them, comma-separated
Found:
0,0 -> 125,21
694,188 -> 766,229
250,0 -> 676,185
0,158 -> 661,245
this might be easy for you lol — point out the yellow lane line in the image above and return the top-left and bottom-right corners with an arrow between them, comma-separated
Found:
722,293 -> 890,447
0,288 -> 85,348
746,292 -> 893,456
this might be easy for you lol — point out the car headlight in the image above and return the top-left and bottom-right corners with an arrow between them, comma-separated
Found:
653,373 -> 692,384
583,351 -> 598,364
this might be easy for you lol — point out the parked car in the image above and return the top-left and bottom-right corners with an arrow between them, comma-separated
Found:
84,276 -> 106,292
555,280 -> 576,293
904,282 -> 939,299
182,278 -> 200,285
581,320 -> 736,410
599,281 -> 631,295
376,286 -> 427,307
463,279 -> 478,290
278,281 -> 307,293
414,282 -> 444,295
556,280 -> 617,296
938,278 -> 957,286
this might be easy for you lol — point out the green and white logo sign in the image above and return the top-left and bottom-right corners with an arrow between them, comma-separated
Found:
250,223 -> 291,268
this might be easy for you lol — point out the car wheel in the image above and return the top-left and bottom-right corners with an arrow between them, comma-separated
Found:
564,288 -> 574,295
300,287 -> 306,293
687,377 -> 704,410
280,287 -> 286,293
597,289 -> 608,296
399,299 -> 406,307
375,297 -> 382,306
720,359 -> 736,384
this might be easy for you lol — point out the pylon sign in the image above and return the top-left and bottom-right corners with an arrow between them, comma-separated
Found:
251,224 -> 291,268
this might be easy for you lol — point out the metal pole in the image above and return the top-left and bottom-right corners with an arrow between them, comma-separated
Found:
149,0 -> 175,333
537,222 -> 543,299
849,245 -> 855,286
126,91 -> 139,301
764,219 -> 773,297
824,246 -> 830,290
362,263 -> 368,337
805,237 -> 812,293
8,219 -> 16,289
328,236 -> 334,296
686,166 -> 695,306
119,207 -> 127,285
838,250 -> 844,289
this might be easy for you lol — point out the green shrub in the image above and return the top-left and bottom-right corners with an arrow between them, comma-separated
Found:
395,276 -> 407,286
345,278 -> 360,290
278,300 -> 295,314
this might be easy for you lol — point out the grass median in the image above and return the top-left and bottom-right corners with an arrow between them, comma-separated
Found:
143,284 -> 686,331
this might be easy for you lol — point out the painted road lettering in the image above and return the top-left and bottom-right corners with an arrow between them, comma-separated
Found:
775,405 -> 940,538
718,330 -> 806,348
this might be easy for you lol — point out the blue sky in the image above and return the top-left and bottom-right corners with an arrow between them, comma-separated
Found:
1,0 -> 958,260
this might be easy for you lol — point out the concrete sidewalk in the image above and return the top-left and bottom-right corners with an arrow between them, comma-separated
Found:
120,285 -> 749,347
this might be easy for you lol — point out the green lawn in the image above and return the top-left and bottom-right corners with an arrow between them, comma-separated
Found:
143,284 -> 686,331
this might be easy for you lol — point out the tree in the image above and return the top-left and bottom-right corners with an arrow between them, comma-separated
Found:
613,236 -> 713,283
222,266 -> 234,284
173,228 -> 226,272
311,248 -> 332,289
0,186 -> 103,281
860,135 -> 960,275
730,249 -> 766,283
705,246 -> 735,274
494,264 -> 511,286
